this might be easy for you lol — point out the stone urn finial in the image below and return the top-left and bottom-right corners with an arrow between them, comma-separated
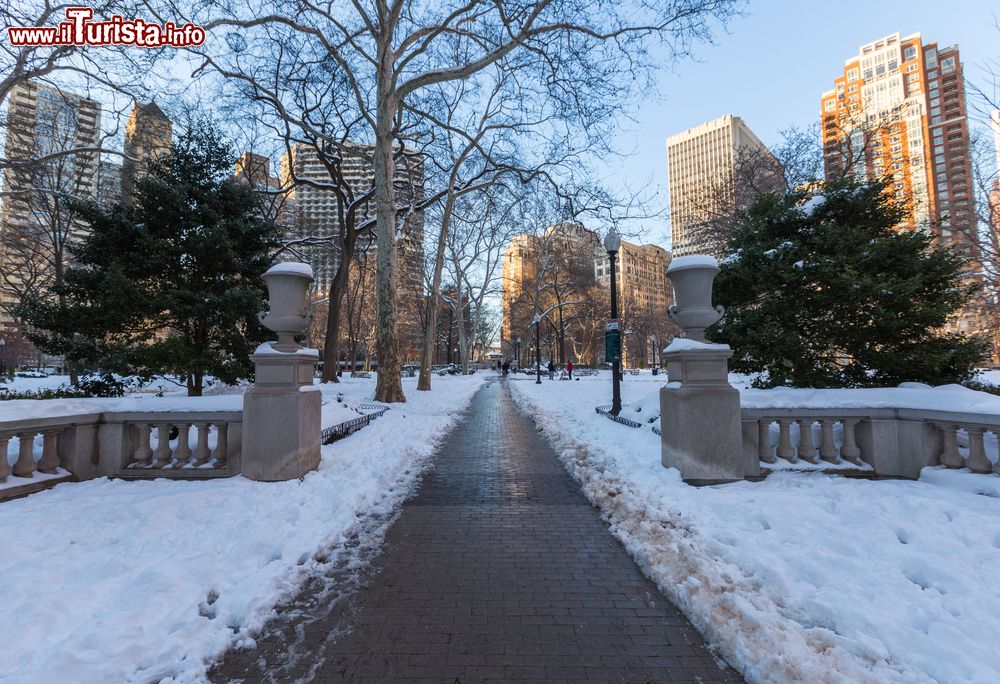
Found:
258,262 -> 314,352
666,255 -> 725,342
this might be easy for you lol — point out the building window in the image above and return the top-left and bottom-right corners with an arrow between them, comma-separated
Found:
847,68 -> 859,81
925,50 -> 937,67
904,46 -> 917,61
941,57 -> 956,73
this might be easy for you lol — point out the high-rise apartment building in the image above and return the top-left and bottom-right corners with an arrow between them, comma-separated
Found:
278,143 -> 424,295
0,82 -> 101,323
666,114 -> 779,257
234,151 -> 276,189
96,159 -> 123,208
821,33 -> 975,255
501,222 -> 674,365
595,241 -> 672,314
121,101 -> 172,202
501,222 -> 601,356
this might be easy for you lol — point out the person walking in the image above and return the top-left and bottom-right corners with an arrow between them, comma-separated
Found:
547,360 -> 555,381
502,359 -> 510,376
566,359 -> 574,380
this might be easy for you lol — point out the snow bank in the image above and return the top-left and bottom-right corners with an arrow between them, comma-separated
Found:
0,374 -> 484,683
509,378 -> 1000,684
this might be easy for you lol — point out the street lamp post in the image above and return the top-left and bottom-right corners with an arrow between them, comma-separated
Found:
650,334 -> 659,376
604,229 -> 622,415
532,314 -> 542,384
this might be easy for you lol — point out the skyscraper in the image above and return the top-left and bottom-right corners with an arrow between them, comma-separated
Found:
821,33 -> 975,257
278,142 -> 424,295
121,101 -> 172,202
0,82 -> 101,324
666,114 -> 779,257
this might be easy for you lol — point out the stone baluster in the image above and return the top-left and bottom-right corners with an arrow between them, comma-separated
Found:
0,434 -> 11,482
841,419 -> 862,465
13,432 -> 36,477
192,423 -> 211,466
937,424 -> 963,468
213,422 -> 229,468
796,420 -> 818,463
173,423 -> 192,467
757,419 -> 775,463
776,419 -> 796,462
133,424 -> 154,467
152,424 -> 173,468
37,430 -> 61,473
964,426 -> 991,474
818,419 -> 839,463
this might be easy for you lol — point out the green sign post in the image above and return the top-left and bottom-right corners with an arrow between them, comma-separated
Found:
604,330 -> 621,363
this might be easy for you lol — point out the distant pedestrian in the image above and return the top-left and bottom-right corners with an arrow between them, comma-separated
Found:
502,359 -> 510,376
547,360 -> 555,380
566,360 -> 574,380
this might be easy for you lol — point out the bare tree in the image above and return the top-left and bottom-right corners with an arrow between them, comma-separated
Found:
152,0 -> 740,402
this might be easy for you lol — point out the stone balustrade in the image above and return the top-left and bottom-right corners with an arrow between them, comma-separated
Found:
740,407 -> 1000,479
109,412 -> 242,478
1,409 -> 243,500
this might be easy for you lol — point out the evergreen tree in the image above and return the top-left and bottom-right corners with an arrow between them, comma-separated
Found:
709,177 -> 985,388
20,122 -> 281,395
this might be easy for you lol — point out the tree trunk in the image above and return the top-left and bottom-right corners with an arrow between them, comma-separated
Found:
321,287 -> 345,383
454,283 -> 469,374
187,371 -> 204,397
372,46 -> 404,402
417,173 -> 461,391
321,246 -> 356,383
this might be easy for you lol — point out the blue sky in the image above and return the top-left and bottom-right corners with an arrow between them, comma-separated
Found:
607,0 -> 1000,248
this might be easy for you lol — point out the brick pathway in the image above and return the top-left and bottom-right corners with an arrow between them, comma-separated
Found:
213,380 -> 742,683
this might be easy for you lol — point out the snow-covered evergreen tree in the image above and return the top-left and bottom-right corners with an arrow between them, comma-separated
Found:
711,177 -> 985,388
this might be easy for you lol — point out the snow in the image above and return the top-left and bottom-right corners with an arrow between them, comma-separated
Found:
667,254 -> 719,273
265,261 -> 313,278
509,376 -> 1000,684
252,342 -> 319,357
920,466 -> 1000,498
798,193 -> 827,216
0,467 -> 71,493
741,382 -> 1000,414
0,373 -> 484,683
663,338 -> 731,353
0,394 -> 244,422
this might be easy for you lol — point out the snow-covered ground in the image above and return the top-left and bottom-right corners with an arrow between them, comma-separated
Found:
0,373 -> 484,683
508,376 -> 1000,684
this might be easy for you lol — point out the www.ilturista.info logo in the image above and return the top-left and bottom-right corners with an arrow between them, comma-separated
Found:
7,7 -> 205,47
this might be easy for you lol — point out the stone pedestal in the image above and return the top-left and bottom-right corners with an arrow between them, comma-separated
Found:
659,347 -> 744,484
241,346 -> 321,481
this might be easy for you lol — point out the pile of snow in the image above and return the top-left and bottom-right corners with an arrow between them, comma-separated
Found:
0,373 -> 484,683
509,378 -> 1000,683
